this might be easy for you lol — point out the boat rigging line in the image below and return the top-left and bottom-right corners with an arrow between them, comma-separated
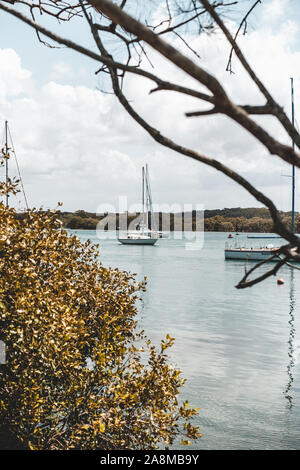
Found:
2,121 -> 29,211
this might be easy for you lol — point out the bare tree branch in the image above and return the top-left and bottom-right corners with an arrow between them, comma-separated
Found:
90,0 -> 230,101
239,104 -> 277,115
0,2 -> 215,102
226,0 -> 261,74
200,0 -> 300,151
89,0 -> 300,170
185,107 -> 220,116
236,245 -> 300,288
236,256 -> 287,289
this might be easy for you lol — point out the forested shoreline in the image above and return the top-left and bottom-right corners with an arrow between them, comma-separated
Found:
56,208 -> 300,232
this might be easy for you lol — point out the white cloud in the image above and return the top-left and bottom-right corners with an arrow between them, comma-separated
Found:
263,0 -> 290,21
0,2 -> 299,213
50,62 -> 73,82
49,62 -> 91,85
0,49 -> 31,103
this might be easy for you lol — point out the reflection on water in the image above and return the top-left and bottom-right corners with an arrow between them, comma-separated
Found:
72,230 -> 300,449
285,269 -> 296,408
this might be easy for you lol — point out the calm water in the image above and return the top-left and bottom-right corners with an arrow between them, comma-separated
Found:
73,230 -> 300,450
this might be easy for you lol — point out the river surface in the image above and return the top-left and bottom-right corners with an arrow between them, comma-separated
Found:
73,230 -> 300,450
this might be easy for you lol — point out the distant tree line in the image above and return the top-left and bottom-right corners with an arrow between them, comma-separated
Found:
56,208 -> 300,233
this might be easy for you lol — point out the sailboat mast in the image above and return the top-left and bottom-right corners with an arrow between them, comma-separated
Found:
145,165 -> 149,230
142,166 -> 145,234
5,120 -> 8,207
291,78 -> 295,233
145,164 -> 157,232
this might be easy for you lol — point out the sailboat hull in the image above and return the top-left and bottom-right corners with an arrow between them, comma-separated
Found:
118,237 -> 158,245
225,249 -> 280,261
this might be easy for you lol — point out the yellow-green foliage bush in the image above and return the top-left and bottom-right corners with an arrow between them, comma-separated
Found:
0,203 -> 200,450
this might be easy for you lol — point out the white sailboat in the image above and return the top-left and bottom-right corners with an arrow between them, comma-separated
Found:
118,165 -> 158,245
224,242 -> 284,261
225,78 -> 298,261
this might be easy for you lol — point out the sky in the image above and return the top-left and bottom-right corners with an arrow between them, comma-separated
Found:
1,0 -> 300,213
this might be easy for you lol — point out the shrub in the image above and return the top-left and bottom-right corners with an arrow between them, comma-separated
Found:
0,203 -> 200,450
